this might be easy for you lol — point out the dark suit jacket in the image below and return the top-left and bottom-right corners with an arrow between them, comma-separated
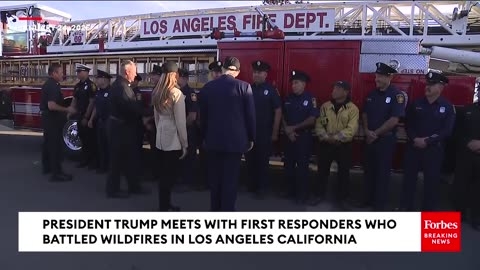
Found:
200,74 -> 256,153
108,76 -> 143,125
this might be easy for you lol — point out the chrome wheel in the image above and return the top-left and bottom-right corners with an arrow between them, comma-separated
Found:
63,120 -> 82,151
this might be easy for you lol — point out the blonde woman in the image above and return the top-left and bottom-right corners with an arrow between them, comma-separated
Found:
152,62 -> 188,211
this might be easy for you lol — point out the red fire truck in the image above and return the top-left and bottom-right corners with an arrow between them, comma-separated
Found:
1,1 -> 479,171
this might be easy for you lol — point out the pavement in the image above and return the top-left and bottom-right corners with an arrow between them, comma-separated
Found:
0,128 -> 478,270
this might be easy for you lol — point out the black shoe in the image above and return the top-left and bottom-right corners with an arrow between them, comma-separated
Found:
96,169 -> 107,174
461,213 -> 467,222
88,164 -> 98,170
129,187 -> 151,195
308,197 -> 324,206
173,184 -> 191,193
332,201 -> 348,211
254,191 -> 267,200
295,199 -> 307,206
353,200 -> 372,209
472,222 -> 480,232
157,205 -> 180,212
168,205 -> 181,211
194,184 -> 209,191
280,191 -> 294,199
239,185 -> 249,193
107,191 -> 130,199
49,173 -> 72,182
58,172 -> 73,181
76,161 -> 89,168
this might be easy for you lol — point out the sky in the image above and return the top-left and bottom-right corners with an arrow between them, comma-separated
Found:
0,1 -> 264,20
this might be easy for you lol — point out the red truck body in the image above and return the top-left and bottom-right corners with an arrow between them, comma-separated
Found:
218,40 -> 476,170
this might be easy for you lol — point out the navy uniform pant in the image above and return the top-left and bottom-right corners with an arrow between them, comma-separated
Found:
284,134 -> 312,201
106,118 -> 141,195
147,122 -> 158,180
453,149 -> 480,221
78,118 -> 98,165
364,135 -> 396,211
41,114 -> 65,175
401,144 -> 444,211
245,138 -> 271,194
198,146 -> 209,188
207,151 -> 242,211
134,122 -> 144,181
314,142 -> 352,202
96,118 -> 109,170
181,127 -> 198,186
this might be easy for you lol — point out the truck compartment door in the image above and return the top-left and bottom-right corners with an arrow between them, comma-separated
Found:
217,41 -> 285,91
282,41 -> 361,105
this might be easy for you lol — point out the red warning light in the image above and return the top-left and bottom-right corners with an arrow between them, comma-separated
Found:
19,17 -> 43,21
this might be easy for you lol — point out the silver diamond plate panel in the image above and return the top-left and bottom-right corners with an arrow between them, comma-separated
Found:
361,39 -> 421,55
360,54 -> 430,74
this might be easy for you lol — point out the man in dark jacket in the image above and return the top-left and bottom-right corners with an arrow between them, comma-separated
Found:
106,60 -> 149,198
200,57 -> 256,211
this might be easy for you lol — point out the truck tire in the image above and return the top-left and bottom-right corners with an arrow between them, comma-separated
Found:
62,119 -> 82,161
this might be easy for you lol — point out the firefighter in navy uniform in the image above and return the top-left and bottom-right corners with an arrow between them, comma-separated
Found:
72,64 -> 98,169
200,57 -> 256,211
453,94 -> 480,231
196,60 -> 224,191
88,70 -> 112,174
40,63 -> 75,182
106,60 -> 149,198
245,60 -> 282,199
282,70 -> 319,205
400,72 -> 455,212
361,62 -> 405,211
177,68 -> 199,191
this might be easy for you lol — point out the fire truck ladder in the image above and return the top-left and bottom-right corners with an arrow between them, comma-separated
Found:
47,1 -> 480,54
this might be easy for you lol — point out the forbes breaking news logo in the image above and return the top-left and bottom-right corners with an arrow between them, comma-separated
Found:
421,212 -> 461,252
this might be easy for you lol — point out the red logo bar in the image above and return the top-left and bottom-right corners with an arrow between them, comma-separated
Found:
421,212 -> 461,252
18,17 -> 43,21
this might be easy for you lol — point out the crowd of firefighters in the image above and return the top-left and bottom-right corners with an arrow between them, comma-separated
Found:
39,57 -> 479,231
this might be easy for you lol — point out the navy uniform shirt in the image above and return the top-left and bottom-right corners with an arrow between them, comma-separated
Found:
363,84 -> 405,134
405,96 -> 455,146
109,77 -> 143,125
199,74 -> 256,153
283,91 -> 319,134
195,87 -> 204,130
251,82 -> 281,141
181,84 -> 199,116
95,86 -> 111,121
458,102 -> 480,147
73,78 -> 97,116
40,77 -> 64,116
